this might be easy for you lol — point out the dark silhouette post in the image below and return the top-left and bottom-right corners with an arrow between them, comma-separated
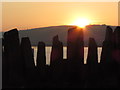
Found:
3,29 -> 24,88
50,35 -> 64,87
112,26 -> 120,87
36,42 -> 47,87
87,38 -> 98,64
67,27 -> 84,87
100,26 -> 118,88
50,35 -> 63,64
2,37 -> 9,88
77,28 -> 84,64
36,42 -> 46,68
112,26 -> 120,63
67,27 -> 84,63
101,26 -> 113,64
86,38 -> 98,88
67,27 -> 78,61
20,37 -> 35,87
21,37 -> 35,69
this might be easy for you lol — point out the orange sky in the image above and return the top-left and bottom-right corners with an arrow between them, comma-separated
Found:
2,2 -> 118,31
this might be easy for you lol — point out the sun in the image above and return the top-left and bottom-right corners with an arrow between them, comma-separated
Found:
70,18 -> 90,28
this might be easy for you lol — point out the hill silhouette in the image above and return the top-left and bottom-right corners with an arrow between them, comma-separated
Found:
5,25 -> 117,46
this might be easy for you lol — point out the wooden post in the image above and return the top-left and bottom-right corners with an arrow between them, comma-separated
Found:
36,42 -> 47,87
50,35 -> 64,87
50,35 -> 63,64
100,26 -> 118,88
86,38 -> 98,88
21,37 -> 35,69
36,42 -> 46,68
87,38 -> 98,64
67,27 -> 84,87
112,26 -> 120,87
101,26 -> 113,64
112,26 -> 120,63
20,37 -> 35,87
3,29 -> 23,88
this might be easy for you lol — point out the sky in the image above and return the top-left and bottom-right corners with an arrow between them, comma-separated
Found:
2,2 -> 118,31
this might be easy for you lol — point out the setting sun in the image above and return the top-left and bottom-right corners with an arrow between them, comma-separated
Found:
70,18 -> 90,28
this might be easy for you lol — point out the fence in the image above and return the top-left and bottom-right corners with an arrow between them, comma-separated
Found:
2,26 -> 120,88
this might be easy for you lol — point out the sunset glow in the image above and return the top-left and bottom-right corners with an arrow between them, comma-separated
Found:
70,18 -> 90,28
2,2 -> 118,31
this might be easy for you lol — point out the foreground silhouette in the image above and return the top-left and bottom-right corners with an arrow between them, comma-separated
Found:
2,26 -> 120,88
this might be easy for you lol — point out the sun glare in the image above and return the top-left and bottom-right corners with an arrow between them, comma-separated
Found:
70,18 -> 90,28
